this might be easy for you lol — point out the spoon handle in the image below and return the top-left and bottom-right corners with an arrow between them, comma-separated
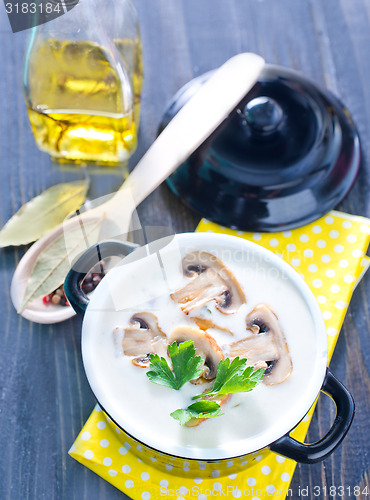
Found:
113,53 -> 265,208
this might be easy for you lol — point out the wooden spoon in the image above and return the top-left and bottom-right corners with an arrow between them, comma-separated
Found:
11,53 -> 265,323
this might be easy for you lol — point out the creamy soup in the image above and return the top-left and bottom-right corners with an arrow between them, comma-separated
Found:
82,234 -> 328,459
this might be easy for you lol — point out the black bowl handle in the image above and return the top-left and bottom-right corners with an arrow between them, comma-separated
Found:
64,240 -> 139,316
270,369 -> 355,464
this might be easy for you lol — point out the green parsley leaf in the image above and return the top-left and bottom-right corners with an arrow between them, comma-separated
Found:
147,341 -> 203,390
193,357 -> 265,399
171,401 -> 222,425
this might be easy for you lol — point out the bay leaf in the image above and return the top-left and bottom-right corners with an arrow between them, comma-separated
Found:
20,215 -> 105,312
0,180 -> 89,247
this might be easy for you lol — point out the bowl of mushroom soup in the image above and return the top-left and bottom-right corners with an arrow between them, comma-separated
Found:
65,233 -> 354,473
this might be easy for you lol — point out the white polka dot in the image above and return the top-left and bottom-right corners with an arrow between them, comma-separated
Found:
84,450 -> 94,459
142,492 -> 151,500
330,230 -> 339,238
327,327 -> 338,337
300,234 -> 309,242
276,455 -> 285,463
331,284 -> 340,293
283,231 -> 292,237
347,234 -> 357,243
317,240 -> 327,248
166,464 -> 173,471
255,455 -> 263,462
69,444 -> 75,453
334,244 -> 344,253
115,427 -> 121,434
122,465 -> 131,473
291,258 -> 300,267
325,216 -> 334,224
313,225 -> 322,234
198,495 -> 207,500
212,470 -> 220,477
313,279 -> 322,288
183,466 -> 190,472
232,489 -> 242,498
281,472 -> 290,482
213,483 -> 222,491
339,259 -> 349,268
103,457 -> 112,466
226,461 -> 234,467
317,295 -> 327,304
352,249 -> 363,258
198,463 -> 206,470
100,439 -> 109,448
253,233 -> 262,241
124,442 -> 131,450
261,465 -> 271,475
81,432 -> 91,441
304,249 -> 314,258
179,487 -> 188,495
287,243 -> 296,252
119,447 -> 127,455
326,269 -> 335,278
266,485 -> 276,494
236,231 -> 244,236
150,457 -> 156,462
95,406 -> 102,412
160,480 -> 169,488
108,469 -> 117,477
206,230 -> 214,233
321,254 -> 331,263
194,477 -> 203,484
97,421 -> 106,430
361,258 -> 368,267
137,458 -> 143,463
269,238 -> 279,247
252,497 -> 261,500
323,311 -> 332,320
177,497 -> 185,500
335,300 -> 347,310
308,264 -> 318,273
241,460 -> 248,465
183,461 -> 190,466
342,220 -> 352,228
141,472 -> 150,481
247,477 -> 256,486
360,224 -> 370,234
137,445 -> 143,452
228,473 -> 237,480
302,414 -> 310,422
125,480 -> 134,489
344,274 -> 356,283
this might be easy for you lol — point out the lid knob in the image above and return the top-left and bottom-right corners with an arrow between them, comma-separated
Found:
244,96 -> 284,135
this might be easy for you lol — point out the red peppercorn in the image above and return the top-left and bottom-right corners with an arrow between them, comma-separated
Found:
43,295 -> 52,305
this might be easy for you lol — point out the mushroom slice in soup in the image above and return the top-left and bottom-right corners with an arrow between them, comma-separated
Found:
228,305 -> 292,385
121,312 -> 167,367
171,251 -> 246,315
168,326 -> 224,383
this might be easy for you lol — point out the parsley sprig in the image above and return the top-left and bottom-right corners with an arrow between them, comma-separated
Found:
146,341 -> 203,390
170,401 -> 223,426
146,341 -> 265,426
192,357 -> 265,399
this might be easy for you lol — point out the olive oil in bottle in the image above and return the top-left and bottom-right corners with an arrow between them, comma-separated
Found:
25,38 -> 143,165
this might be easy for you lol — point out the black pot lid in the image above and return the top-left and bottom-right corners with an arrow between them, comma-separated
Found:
159,64 -> 361,232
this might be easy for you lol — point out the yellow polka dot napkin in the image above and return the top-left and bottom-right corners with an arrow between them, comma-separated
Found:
69,210 -> 369,500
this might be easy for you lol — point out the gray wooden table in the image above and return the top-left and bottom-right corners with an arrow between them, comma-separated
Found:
0,1 -> 369,499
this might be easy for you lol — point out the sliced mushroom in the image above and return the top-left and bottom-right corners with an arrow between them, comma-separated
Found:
168,326 -> 224,382
228,305 -> 292,385
171,252 -> 246,315
121,312 -> 167,367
